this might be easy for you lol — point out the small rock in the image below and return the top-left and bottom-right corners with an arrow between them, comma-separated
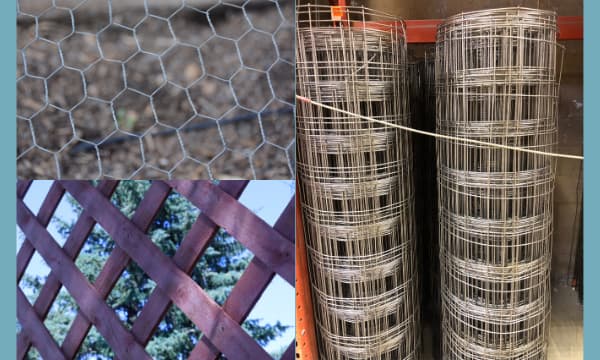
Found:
203,80 -> 218,96
184,63 -> 202,82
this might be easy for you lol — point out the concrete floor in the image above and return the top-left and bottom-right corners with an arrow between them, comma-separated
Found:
548,285 -> 583,359
420,285 -> 583,359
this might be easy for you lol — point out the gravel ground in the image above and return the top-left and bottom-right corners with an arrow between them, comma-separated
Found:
17,0 -> 294,179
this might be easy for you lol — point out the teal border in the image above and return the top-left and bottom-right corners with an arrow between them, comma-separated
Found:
3,1 -> 16,359
584,0 -> 595,358
2,2 -> 594,360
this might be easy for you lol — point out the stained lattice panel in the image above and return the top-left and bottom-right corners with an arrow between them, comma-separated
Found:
17,180 -> 295,360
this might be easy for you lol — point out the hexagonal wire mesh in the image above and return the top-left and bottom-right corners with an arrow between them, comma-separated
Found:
17,0 -> 295,179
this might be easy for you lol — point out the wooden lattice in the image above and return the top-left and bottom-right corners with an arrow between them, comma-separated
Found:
16,180 -> 295,360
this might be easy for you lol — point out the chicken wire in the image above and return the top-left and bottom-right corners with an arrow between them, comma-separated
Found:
436,8 -> 561,359
17,0 -> 295,179
297,5 -> 420,359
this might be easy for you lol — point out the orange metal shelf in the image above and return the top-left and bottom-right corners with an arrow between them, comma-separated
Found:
558,16 -> 584,41
404,17 -> 582,43
325,4 -> 583,43
295,190 -> 319,359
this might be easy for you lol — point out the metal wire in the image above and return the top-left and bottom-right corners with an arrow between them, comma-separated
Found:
297,95 -> 580,160
17,0 -> 295,179
296,4 -> 420,359
436,7 -> 561,359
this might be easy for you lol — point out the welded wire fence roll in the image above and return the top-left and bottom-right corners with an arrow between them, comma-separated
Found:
296,4 -> 420,359
436,8 -> 560,360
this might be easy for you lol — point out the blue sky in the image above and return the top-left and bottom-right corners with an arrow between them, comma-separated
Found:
237,180 -> 295,354
18,180 -> 295,357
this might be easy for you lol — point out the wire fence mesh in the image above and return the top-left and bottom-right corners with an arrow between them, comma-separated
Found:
436,8 -> 560,359
17,0 -> 295,180
296,5 -> 421,359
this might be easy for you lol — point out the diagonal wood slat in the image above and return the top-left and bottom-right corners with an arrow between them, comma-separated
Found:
17,181 -> 118,359
17,182 -> 65,282
17,200 -> 152,359
190,196 -> 295,359
17,180 -> 295,360
129,181 -> 248,346
168,181 -> 295,285
17,180 -> 33,199
62,181 -> 272,360
61,181 -> 172,358
17,181 -> 66,359
17,288 -> 66,360
281,341 -> 296,360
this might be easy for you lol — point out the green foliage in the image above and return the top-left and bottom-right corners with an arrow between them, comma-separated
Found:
20,181 -> 288,359
242,319 -> 288,347
116,108 -> 139,132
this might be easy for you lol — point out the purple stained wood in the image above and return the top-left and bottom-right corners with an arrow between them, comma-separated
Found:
17,180 -> 66,359
281,341 -> 296,360
61,181 -> 271,360
17,288 -> 66,360
61,181 -> 171,358
129,181 -> 248,346
17,181 -> 118,359
168,181 -> 295,284
16,180 -> 33,199
16,180 -> 295,360
17,199 -> 152,359
191,195 -> 295,359
17,181 -> 65,282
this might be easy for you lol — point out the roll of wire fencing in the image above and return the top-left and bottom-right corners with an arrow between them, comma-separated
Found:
17,0 -> 295,179
296,4 -> 421,359
436,8 -> 561,359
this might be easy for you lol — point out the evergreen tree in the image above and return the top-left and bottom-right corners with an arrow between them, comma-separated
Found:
20,181 -> 287,359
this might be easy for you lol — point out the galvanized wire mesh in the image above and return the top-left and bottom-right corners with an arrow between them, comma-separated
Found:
436,7 -> 561,359
17,0 -> 295,179
296,5 -> 420,359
